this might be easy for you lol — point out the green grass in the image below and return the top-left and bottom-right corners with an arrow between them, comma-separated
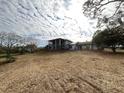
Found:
0,54 -> 6,58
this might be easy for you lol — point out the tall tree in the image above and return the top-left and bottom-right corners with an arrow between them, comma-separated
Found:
2,32 -> 22,62
0,32 -> 6,47
93,26 -> 124,52
83,0 -> 124,28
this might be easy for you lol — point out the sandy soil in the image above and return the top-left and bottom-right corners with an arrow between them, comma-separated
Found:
0,51 -> 124,93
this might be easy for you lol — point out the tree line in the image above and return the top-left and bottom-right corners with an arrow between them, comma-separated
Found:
0,32 -> 37,63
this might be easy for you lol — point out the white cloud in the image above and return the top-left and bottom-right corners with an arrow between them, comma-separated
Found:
0,0 -> 97,46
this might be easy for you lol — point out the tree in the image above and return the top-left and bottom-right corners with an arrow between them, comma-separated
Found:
93,26 -> 124,52
0,32 -> 6,47
92,30 -> 105,50
25,44 -> 37,53
83,0 -> 124,28
2,32 -> 22,62
0,32 -> 38,62
14,36 -> 38,54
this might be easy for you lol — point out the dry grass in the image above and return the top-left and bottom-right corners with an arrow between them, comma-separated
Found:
0,51 -> 124,93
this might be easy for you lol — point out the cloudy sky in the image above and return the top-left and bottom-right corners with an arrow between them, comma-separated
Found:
0,0 -> 97,46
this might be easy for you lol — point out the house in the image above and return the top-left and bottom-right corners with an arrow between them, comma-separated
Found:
70,42 -> 82,50
47,38 -> 72,50
70,41 -> 97,50
81,41 -> 97,50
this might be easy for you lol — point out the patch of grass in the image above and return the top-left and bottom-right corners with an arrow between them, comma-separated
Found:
0,54 -> 6,58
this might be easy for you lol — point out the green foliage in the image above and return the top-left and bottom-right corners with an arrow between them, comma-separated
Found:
93,26 -> 124,52
5,54 -> 15,63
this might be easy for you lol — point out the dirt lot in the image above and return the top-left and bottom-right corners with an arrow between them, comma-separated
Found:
0,51 -> 124,93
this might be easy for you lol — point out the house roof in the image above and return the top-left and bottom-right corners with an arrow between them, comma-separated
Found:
70,41 -> 92,45
79,41 -> 92,45
48,38 -> 72,42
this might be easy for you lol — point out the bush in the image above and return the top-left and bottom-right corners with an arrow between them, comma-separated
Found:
5,56 -> 16,63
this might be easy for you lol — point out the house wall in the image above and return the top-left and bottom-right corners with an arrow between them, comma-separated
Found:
81,44 -> 97,50
48,39 -> 72,50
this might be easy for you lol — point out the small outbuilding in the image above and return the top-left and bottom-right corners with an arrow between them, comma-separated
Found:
70,41 -> 97,50
47,38 -> 72,50
81,42 -> 97,50
70,42 -> 82,50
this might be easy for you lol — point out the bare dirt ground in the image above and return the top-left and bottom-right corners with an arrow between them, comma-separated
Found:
0,51 -> 124,93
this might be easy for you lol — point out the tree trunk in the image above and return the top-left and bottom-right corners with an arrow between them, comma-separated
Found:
112,47 -> 116,53
5,47 -> 13,63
